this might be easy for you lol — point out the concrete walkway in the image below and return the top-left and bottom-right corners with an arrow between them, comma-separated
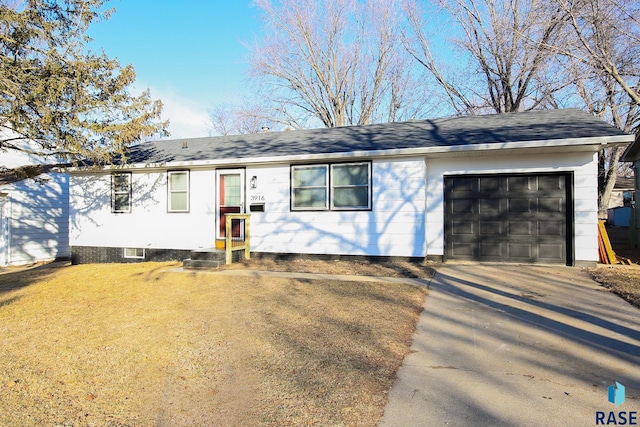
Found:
380,264 -> 640,427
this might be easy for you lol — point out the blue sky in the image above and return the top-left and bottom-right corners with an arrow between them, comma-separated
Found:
88,1 -> 262,139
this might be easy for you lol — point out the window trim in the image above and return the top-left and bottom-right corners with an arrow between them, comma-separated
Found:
291,161 -> 372,211
123,248 -> 145,259
167,170 -> 190,213
111,172 -> 132,213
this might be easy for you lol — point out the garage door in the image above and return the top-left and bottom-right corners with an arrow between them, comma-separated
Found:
444,174 -> 571,264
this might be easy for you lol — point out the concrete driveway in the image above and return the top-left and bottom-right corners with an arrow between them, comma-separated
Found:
381,264 -> 640,427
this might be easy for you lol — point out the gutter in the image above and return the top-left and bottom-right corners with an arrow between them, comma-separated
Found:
621,134 -> 640,162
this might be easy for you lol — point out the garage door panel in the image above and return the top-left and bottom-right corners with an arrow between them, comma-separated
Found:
445,173 -> 570,264
538,197 -> 563,213
508,243 -> 533,258
480,242 -> 503,257
508,199 -> 533,213
480,221 -> 502,236
538,243 -> 564,260
538,221 -> 563,236
448,177 -> 476,193
508,221 -> 532,236
479,199 -> 502,214
451,242 -> 475,257
451,199 -> 475,214
478,177 -> 500,192
507,176 -> 533,192
452,221 -> 474,235
538,175 -> 564,191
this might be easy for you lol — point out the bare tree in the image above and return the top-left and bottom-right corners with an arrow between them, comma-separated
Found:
556,0 -> 640,213
248,0 -> 431,128
207,103 -> 277,136
555,0 -> 640,107
403,0 -> 571,114
570,58 -> 638,213
404,0 -> 638,212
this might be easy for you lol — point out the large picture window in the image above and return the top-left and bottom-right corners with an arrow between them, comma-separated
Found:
291,162 -> 371,210
168,171 -> 189,212
112,173 -> 131,213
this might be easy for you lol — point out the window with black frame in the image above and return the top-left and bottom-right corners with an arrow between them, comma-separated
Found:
112,173 -> 131,213
291,162 -> 371,211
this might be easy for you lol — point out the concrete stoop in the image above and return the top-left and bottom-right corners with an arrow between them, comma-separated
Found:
183,248 -> 226,269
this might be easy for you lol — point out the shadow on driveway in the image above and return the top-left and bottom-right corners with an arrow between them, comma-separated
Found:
381,264 -> 640,427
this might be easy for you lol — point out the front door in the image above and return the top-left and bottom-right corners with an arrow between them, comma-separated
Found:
215,169 -> 245,242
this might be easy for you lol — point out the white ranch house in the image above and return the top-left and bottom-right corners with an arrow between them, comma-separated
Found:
69,109 -> 634,266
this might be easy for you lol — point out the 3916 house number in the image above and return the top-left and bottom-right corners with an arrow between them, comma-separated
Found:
250,194 -> 265,202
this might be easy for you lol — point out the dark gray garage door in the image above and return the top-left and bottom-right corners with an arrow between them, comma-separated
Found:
444,174 -> 572,264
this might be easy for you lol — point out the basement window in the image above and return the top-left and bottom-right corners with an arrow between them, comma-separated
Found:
123,248 -> 145,259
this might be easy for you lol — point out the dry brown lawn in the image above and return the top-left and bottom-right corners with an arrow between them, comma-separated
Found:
223,257 -> 437,279
589,225 -> 640,309
0,261 -> 428,426
588,265 -> 640,308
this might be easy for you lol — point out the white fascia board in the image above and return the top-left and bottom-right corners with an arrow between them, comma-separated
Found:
68,134 -> 634,173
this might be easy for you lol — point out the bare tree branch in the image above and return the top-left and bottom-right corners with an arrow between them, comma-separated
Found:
247,0 -> 432,128
404,0 -> 570,114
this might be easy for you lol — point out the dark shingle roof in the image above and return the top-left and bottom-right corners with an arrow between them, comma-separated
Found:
126,109 -> 630,165
614,176 -> 635,190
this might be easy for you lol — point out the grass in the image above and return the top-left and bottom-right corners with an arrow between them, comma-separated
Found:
224,257 -> 438,278
0,262 -> 427,426
588,265 -> 640,308
587,225 -> 640,309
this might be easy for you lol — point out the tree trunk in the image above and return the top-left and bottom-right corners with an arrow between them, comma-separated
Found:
599,145 -> 627,218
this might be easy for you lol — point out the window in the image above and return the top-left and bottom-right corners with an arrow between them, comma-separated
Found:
168,171 -> 189,212
112,173 -> 131,213
291,162 -> 371,210
123,248 -> 145,259
331,163 -> 371,209
292,165 -> 328,209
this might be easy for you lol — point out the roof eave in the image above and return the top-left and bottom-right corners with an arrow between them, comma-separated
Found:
69,134 -> 634,172
622,134 -> 640,162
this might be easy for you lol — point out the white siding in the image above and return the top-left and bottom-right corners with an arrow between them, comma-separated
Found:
0,195 -> 8,266
246,159 -> 426,257
70,170 -> 217,250
425,152 -> 599,263
70,158 -> 427,257
1,172 -> 69,266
